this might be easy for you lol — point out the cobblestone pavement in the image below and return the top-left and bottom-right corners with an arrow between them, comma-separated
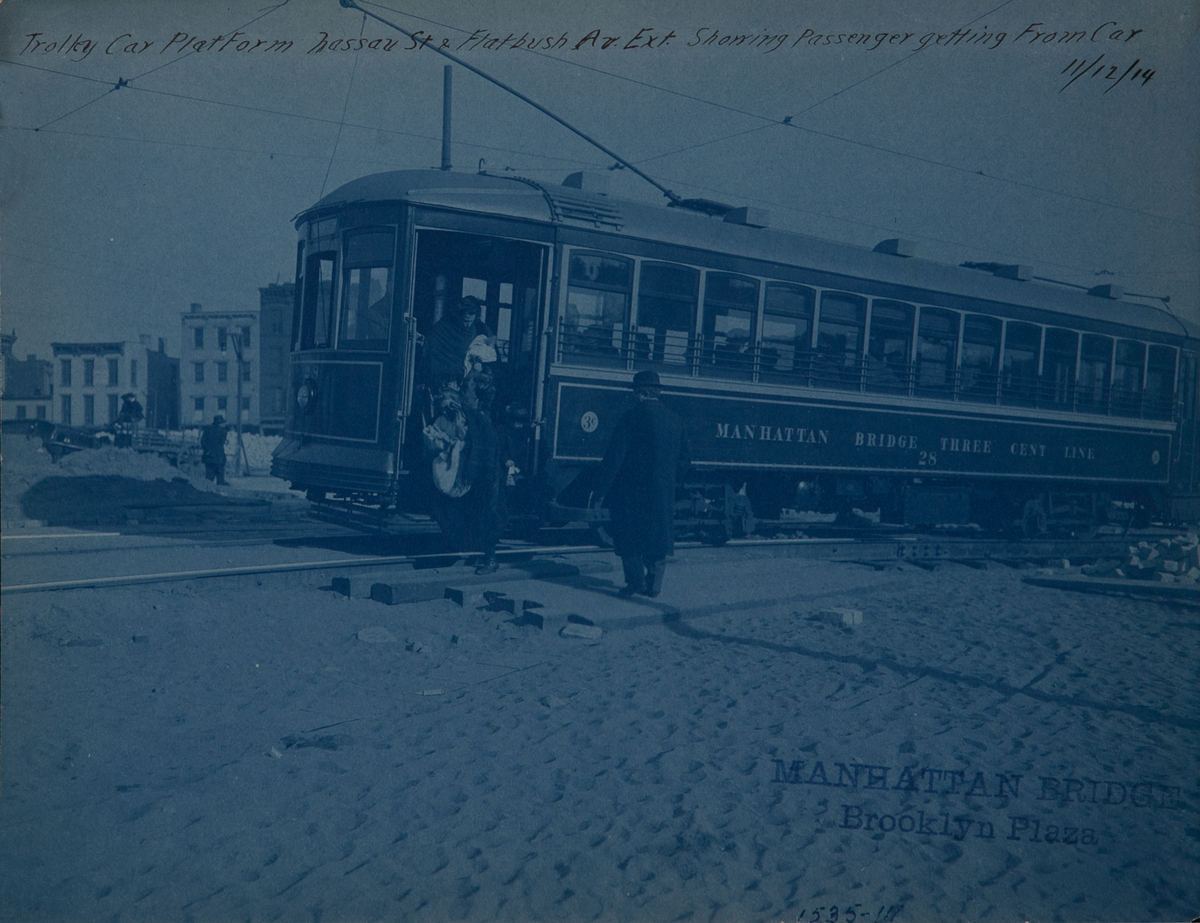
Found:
1,546 -> 1196,922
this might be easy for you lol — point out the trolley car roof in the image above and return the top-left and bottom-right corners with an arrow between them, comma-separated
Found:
303,170 -> 1198,342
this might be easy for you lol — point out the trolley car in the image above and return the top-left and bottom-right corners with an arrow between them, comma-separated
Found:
271,169 -> 1200,534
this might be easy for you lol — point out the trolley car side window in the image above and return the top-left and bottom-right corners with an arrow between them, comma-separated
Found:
1112,340 -> 1145,415
1145,345 -> 1177,418
635,262 -> 698,369
865,300 -> 914,393
562,252 -> 632,367
338,229 -> 394,350
815,292 -> 867,389
760,283 -> 814,382
1042,328 -> 1079,408
1078,334 -> 1113,410
960,315 -> 1002,401
914,308 -> 959,397
300,251 -> 336,350
700,273 -> 759,379
1001,322 -> 1041,406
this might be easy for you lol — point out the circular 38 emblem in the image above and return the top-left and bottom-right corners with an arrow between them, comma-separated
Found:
580,411 -> 599,433
1151,450 -> 1161,465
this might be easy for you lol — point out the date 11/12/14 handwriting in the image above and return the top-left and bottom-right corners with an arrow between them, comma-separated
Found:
1061,55 -> 1154,93
789,905 -> 904,923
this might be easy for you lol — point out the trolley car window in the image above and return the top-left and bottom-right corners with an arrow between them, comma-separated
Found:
291,242 -> 304,351
299,251 -> 336,350
338,230 -> 394,350
1001,321 -> 1040,406
562,251 -> 632,367
635,262 -> 698,368
865,300 -> 913,393
1078,334 -> 1113,411
815,292 -> 866,390
699,272 -> 758,379
1144,344 -> 1177,419
1112,340 -> 1146,415
914,308 -> 959,397
760,283 -> 814,381
1042,328 -> 1078,408
960,314 -> 1001,402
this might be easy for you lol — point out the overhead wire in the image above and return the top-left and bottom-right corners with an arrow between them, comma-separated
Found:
320,10 -> 368,198
352,0 -> 1196,231
2,0 -> 1195,288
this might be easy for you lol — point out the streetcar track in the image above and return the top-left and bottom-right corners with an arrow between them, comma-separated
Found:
0,533 -> 1161,595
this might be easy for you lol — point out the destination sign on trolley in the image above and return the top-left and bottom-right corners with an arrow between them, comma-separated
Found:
552,383 -> 1171,484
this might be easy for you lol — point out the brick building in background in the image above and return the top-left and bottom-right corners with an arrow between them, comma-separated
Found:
1,332 -> 54,422
50,337 -> 179,429
179,303 -> 259,427
258,283 -> 294,433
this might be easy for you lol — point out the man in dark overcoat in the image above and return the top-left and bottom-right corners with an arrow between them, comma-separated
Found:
200,415 -> 229,485
594,370 -> 690,597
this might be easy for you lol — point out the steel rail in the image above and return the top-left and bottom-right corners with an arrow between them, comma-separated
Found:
0,533 -> 1154,595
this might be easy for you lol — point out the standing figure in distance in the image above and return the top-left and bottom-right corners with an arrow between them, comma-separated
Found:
594,370 -> 691,597
201,415 -> 229,485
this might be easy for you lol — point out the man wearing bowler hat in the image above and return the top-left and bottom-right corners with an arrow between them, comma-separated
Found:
594,370 -> 690,597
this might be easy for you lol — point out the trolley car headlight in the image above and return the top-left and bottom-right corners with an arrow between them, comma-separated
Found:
296,379 -> 317,413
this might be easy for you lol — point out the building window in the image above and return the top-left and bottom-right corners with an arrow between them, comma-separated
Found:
194,362 -> 205,383
217,396 -> 228,411
83,359 -> 95,387
16,405 -> 27,420
194,326 -> 204,349
108,358 -> 119,386
108,393 -> 119,422
242,361 -> 252,382
130,359 -> 138,387
241,396 -> 251,418
194,396 -> 205,411
61,359 -> 72,387
37,406 -> 47,420
218,327 -> 228,351
241,326 -> 252,349
61,394 -> 72,424
217,361 -> 228,382
84,394 -> 95,426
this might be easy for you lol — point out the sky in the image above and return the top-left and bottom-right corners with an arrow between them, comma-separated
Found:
1,0 -> 1197,362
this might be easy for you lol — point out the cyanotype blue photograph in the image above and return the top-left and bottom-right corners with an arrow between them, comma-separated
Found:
1,1 -> 1197,920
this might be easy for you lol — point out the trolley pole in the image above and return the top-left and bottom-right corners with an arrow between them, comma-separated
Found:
441,65 -> 453,171
231,333 -> 250,476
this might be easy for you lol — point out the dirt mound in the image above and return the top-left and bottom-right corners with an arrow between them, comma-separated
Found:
21,475 -> 265,527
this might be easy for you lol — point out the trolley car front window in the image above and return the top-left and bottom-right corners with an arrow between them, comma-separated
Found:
300,252 -> 336,350
338,229 -> 395,350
